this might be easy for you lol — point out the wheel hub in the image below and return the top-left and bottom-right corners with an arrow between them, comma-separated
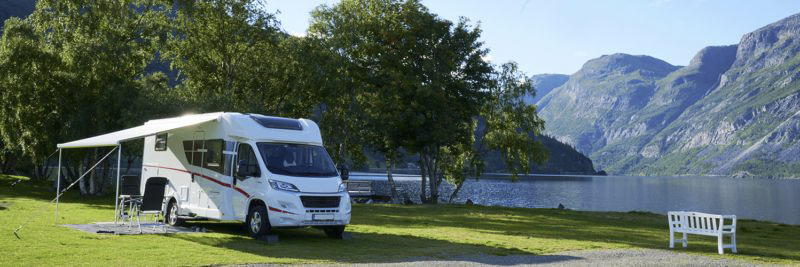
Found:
169,205 -> 177,224
250,212 -> 261,233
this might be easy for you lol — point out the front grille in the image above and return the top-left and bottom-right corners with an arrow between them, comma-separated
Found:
305,209 -> 339,213
300,196 -> 340,208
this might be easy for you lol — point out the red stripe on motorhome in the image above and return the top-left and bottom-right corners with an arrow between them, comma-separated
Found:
143,164 -> 249,197
233,187 -> 250,198
268,206 -> 296,215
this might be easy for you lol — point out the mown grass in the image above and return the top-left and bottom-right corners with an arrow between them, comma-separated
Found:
1,174 -> 799,266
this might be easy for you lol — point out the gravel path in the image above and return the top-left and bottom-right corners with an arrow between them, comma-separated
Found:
234,249 -> 764,266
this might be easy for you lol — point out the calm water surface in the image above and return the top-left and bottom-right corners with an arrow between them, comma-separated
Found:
351,173 -> 800,225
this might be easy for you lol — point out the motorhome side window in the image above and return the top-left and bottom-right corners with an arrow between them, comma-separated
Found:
203,140 -> 224,173
236,144 -> 260,178
181,139 -> 224,174
154,133 -> 167,151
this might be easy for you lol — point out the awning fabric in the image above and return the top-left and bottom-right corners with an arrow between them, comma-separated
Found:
57,112 -> 223,148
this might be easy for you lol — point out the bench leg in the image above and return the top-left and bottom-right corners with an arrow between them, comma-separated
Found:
717,235 -> 724,254
682,232 -> 687,248
731,233 -> 737,253
669,230 -> 674,248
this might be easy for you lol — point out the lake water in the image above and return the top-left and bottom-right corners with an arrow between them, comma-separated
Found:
350,173 -> 800,225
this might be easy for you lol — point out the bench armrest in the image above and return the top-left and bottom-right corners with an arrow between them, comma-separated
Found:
721,215 -> 737,232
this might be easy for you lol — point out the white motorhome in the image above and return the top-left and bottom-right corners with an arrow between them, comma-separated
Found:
139,112 -> 350,238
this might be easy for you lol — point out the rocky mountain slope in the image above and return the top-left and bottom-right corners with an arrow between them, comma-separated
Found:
524,74 -> 569,105
537,13 -> 800,177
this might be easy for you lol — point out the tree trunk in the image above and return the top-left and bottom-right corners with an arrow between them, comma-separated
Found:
419,153 -> 436,204
1,153 -> 16,174
419,159 -> 428,203
78,156 -> 88,195
33,155 -> 54,181
427,154 -> 439,204
98,156 -> 110,196
385,157 -> 400,204
88,148 -> 98,195
448,179 -> 465,203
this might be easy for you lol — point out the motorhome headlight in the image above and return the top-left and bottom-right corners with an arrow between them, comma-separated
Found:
269,180 -> 300,192
338,182 -> 347,192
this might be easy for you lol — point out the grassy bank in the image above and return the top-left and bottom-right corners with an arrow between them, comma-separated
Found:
1,174 -> 798,266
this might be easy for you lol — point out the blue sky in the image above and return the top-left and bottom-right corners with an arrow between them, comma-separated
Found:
264,0 -> 800,75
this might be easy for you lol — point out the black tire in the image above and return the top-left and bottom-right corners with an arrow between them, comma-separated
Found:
166,200 -> 185,226
246,205 -> 271,238
323,225 -> 346,239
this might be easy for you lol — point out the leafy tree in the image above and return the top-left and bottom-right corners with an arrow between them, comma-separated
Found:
310,0 -> 494,203
166,0 -> 288,114
481,62 -> 548,180
444,62 -> 549,202
0,0 -> 171,193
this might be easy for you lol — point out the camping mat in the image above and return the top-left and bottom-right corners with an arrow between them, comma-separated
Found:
62,222 -> 205,235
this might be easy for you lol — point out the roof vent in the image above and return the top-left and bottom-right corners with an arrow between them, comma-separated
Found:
249,114 -> 303,130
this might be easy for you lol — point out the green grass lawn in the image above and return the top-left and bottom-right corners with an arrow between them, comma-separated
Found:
1,174 -> 799,266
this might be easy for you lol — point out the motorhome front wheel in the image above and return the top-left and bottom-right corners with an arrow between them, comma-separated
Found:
247,205 -> 271,238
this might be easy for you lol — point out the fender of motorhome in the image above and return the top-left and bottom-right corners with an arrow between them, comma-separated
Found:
58,112 -> 351,238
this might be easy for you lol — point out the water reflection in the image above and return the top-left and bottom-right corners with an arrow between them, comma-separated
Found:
352,173 -> 800,225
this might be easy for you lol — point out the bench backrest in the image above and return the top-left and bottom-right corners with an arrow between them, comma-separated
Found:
346,180 -> 373,195
668,211 -> 734,233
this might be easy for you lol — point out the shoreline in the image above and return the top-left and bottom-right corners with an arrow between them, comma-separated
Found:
349,172 -> 800,180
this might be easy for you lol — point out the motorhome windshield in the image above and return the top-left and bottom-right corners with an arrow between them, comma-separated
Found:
257,143 -> 338,177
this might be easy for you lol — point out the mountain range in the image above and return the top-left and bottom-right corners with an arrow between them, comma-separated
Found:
534,13 -> 800,177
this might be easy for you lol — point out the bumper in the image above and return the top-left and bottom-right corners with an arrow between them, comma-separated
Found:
266,190 -> 351,227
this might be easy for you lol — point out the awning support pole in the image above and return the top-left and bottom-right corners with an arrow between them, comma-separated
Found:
114,143 -> 122,223
55,148 -> 62,225
51,147 -> 118,205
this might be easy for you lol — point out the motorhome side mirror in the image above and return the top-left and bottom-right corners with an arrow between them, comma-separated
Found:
236,160 -> 249,178
339,164 -> 349,180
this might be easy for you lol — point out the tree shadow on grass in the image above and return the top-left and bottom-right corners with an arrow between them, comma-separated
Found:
0,181 -> 116,209
166,221 -> 584,265
352,205 -> 800,262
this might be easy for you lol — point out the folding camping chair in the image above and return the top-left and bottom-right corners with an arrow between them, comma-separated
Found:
115,175 -> 141,225
129,177 -> 168,233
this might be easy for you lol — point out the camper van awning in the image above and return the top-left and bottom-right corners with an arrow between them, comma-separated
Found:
57,113 -> 223,148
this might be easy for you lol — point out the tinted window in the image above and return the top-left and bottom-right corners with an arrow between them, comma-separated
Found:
249,114 -> 303,130
182,140 -> 202,165
236,144 -> 260,178
257,143 -> 337,177
203,140 -> 223,173
155,133 -> 168,151
182,139 -> 225,174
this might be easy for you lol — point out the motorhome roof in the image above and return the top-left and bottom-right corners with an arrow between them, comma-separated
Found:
57,112 -> 322,148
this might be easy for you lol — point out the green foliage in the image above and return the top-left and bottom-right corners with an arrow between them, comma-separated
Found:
732,157 -> 800,178
0,0 -> 35,34
0,0 -> 173,164
480,62 -> 548,181
165,0 -> 291,114
1,0 -> 556,194
310,0 -> 503,203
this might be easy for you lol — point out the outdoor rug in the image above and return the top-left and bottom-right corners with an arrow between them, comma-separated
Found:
62,222 -> 206,235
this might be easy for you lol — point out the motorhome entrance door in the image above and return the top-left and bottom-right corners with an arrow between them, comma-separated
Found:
191,132 -> 207,214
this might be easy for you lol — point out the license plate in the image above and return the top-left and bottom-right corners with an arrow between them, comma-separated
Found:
312,214 -> 334,221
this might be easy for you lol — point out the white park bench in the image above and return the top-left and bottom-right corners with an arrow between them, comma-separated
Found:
668,211 -> 737,254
